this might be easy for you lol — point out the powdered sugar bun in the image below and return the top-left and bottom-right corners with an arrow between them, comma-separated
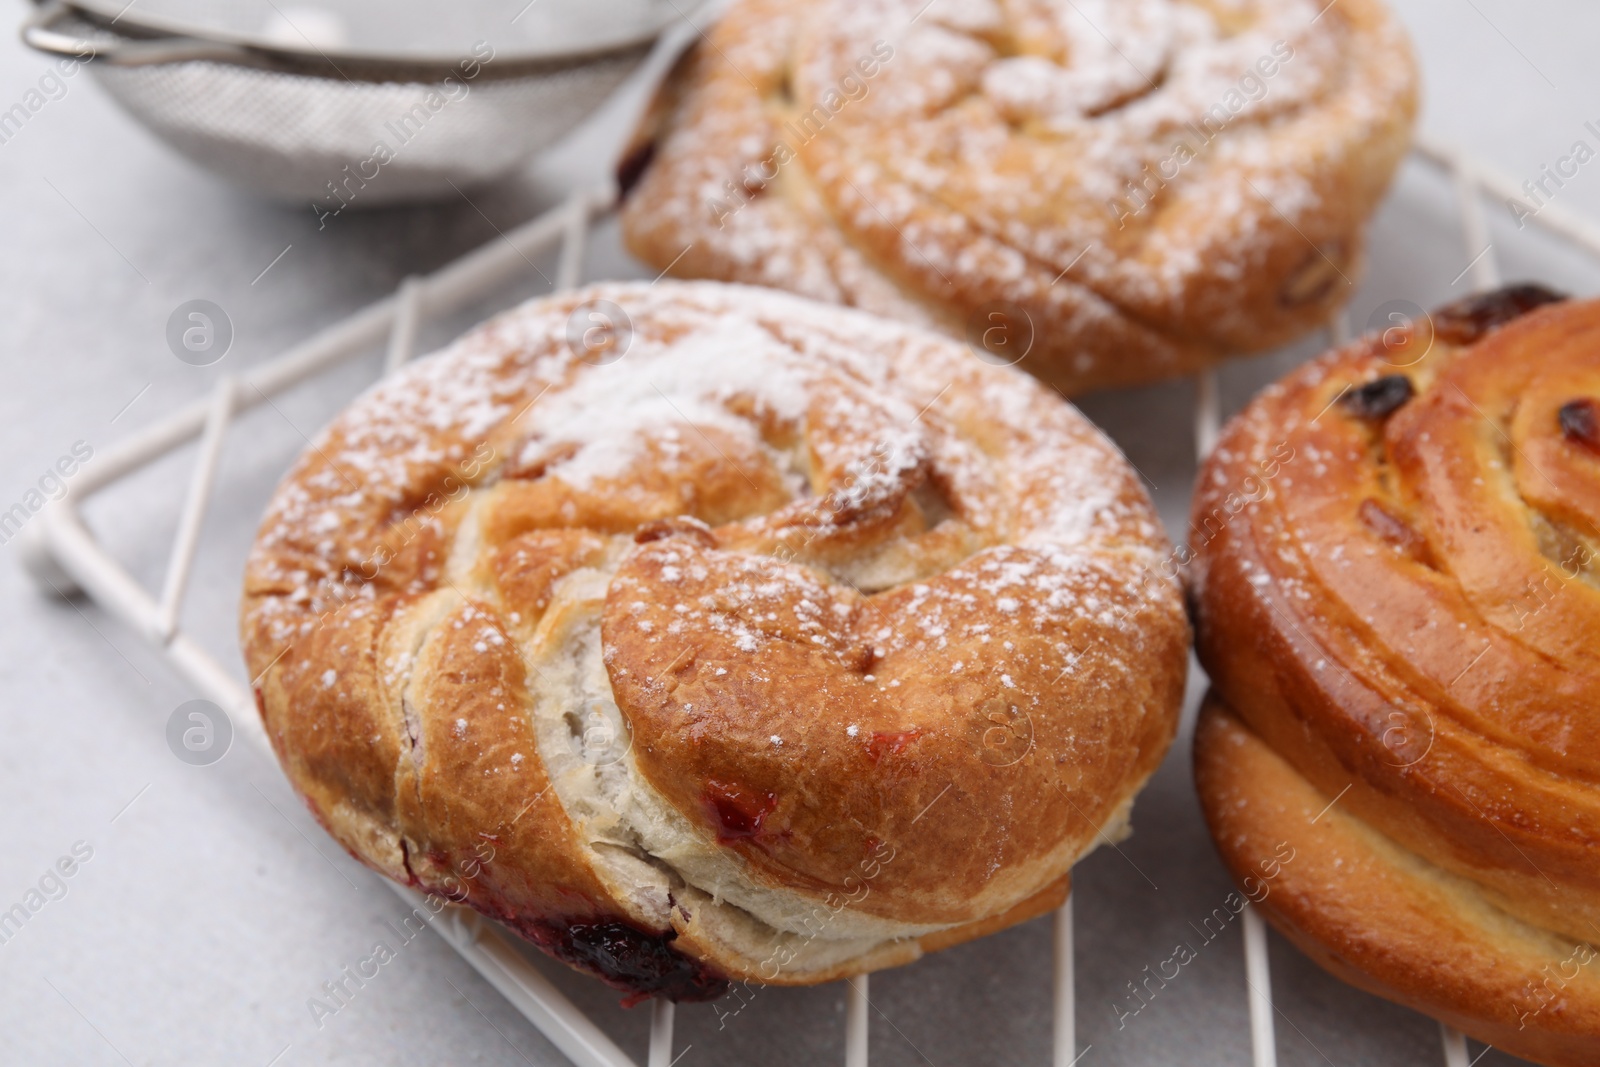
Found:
620,0 -> 1417,393
240,280 -> 1189,1000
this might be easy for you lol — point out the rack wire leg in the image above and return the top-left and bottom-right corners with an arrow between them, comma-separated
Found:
1328,309 -> 1351,347
557,189 -> 592,292
15,519 -> 82,597
1450,157 -> 1501,291
1439,1022 -> 1470,1067
648,998 -> 675,1067
845,975 -> 869,1067
155,375 -> 235,641
1242,905 -> 1278,1067
1053,893 -> 1077,1066
383,276 -> 424,375
1195,368 -> 1221,461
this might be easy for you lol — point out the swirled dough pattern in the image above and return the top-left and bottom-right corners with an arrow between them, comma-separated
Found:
621,0 -> 1416,393
241,281 -> 1189,1000
1192,288 -> 1600,1066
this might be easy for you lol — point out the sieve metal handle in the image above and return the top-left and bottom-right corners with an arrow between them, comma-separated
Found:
22,0 -> 252,66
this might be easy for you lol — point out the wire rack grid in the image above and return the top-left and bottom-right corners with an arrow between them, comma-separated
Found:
16,136 -> 1599,1067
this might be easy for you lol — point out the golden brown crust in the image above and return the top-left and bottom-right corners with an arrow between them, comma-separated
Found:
1190,288 -> 1600,1061
241,280 -> 1188,998
1196,698 -> 1600,1067
620,0 -> 1417,394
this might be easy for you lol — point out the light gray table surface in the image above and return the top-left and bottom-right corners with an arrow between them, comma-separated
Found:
3,1 -> 1599,1064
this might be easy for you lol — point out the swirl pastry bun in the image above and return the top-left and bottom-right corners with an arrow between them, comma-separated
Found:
619,0 -> 1417,394
1190,287 -> 1600,1065
240,281 -> 1188,1001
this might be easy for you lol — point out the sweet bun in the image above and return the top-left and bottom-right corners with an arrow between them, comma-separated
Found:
620,0 -> 1416,394
240,280 -> 1189,1001
1190,286 -> 1600,1065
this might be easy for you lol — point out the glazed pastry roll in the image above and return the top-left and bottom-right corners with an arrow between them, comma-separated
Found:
1190,286 -> 1600,1067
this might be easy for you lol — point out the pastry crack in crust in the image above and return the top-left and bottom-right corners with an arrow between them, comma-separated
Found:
620,0 -> 1417,393
1192,287 -> 1600,1066
240,281 -> 1189,1000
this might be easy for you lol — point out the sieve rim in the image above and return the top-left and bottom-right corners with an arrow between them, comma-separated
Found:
27,0 -> 690,72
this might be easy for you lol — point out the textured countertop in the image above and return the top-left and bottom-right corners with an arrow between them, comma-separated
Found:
3,1 -> 1599,1064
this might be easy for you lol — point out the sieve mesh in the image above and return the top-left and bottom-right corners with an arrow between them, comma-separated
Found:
29,4 -> 662,204
91,54 -> 642,204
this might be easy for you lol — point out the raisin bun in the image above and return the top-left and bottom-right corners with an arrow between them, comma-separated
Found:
240,280 -> 1189,1001
620,0 -> 1417,394
1190,287 -> 1600,1065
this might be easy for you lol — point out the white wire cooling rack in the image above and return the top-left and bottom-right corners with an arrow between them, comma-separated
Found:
17,136 -> 1600,1067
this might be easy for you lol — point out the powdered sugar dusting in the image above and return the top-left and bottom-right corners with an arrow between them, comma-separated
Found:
622,0 -> 1417,392
519,315 -> 811,490
242,280 -> 1183,692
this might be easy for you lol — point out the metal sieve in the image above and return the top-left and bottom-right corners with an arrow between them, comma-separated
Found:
21,0 -> 692,205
